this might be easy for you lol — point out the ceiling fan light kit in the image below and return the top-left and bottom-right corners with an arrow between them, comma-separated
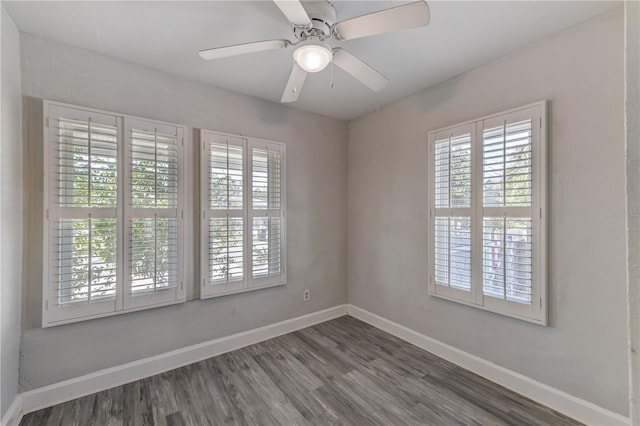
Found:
199,0 -> 431,103
293,41 -> 333,73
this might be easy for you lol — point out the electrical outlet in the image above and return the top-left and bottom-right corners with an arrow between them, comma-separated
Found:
303,289 -> 310,302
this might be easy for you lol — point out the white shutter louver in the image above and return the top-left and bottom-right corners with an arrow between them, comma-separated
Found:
55,218 -> 118,304
210,143 -> 244,210
57,118 -> 118,208
130,129 -> 179,208
482,218 -> 532,303
209,217 -> 244,283
434,217 -> 449,284
483,119 -> 532,208
130,217 -> 178,292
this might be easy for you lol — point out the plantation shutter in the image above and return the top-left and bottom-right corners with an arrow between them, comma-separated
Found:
200,131 -> 286,299
44,105 -> 123,324
124,118 -> 184,309
429,123 -> 475,303
43,101 -> 188,326
201,131 -> 246,297
249,140 -> 286,287
480,107 -> 542,319
428,101 -> 546,324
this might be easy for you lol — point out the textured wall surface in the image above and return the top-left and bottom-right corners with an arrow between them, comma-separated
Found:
19,33 -> 348,390
1,5 -> 23,419
625,1 -> 640,424
348,8 -> 628,415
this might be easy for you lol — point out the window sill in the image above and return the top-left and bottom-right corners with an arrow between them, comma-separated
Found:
43,296 -> 186,328
201,280 -> 287,300
429,291 -> 547,326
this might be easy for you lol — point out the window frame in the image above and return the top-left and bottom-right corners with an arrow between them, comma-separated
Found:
427,101 -> 547,325
199,130 -> 287,299
42,100 -> 186,327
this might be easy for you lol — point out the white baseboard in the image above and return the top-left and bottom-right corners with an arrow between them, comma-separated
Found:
6,303 -> 630,426
1,395 -> 23,426
347,304 -> 630,426
12,304 -> 348,425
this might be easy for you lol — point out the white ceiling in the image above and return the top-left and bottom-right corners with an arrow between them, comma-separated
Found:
4,1 -> 620,120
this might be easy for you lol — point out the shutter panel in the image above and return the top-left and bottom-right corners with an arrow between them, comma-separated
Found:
481,116 -> 534,306
482,119 -> 533,208
124,119 -> 184,309
210,143 -> 244,210
57,117 -> 118,208
201,132 -> 246,297
130,129 -> 179,208
44,105 -> 121,325
434,217 -> 449,284
130,217 -> 178,292
250,142 -> 285,286
430,124 -> 474,301
55,218 -> 118,303
482,217 -> 532,303
209,217 -> 244,282
200,131 -> 286,299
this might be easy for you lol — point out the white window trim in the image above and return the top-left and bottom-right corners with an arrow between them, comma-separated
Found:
42,100 -> 186,327
427,101 -> 548,325
199,130 -> 287,299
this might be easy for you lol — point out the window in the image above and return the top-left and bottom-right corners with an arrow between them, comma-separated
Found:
43,101 -> 186,326
428,102 -> 547,324
200,130 -> 286,298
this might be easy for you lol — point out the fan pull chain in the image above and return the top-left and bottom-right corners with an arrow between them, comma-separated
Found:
330,62 -> 335,89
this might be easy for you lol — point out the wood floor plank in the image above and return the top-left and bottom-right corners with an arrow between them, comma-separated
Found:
233,348 -> 309,425
311,381 -> 384,425
20,316 -> 583,426
248,343 -> 323,392
252,352 -> 326,420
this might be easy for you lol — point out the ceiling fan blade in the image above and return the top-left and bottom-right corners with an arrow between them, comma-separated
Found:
273,0 -> 312,27
281,63 -> 308,103
199,39 -> 289,61
332,1 -> 430,41
332,49 -> 389,92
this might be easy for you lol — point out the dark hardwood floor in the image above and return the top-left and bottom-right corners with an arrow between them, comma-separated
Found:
20,316 -> 582,426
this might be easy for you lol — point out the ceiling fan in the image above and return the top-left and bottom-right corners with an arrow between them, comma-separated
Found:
199,0 -> 431,103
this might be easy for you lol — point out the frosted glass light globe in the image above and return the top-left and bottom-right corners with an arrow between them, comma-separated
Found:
293,44 -> 333,73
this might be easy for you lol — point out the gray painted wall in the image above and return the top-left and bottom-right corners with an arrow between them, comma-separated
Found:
1,5 -> 23,418
19,33 -> 348,390
348,8 -> 628,416
625,1 -> 640,423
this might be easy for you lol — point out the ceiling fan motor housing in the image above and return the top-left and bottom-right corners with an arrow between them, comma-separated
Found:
294,1 -> 336,40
